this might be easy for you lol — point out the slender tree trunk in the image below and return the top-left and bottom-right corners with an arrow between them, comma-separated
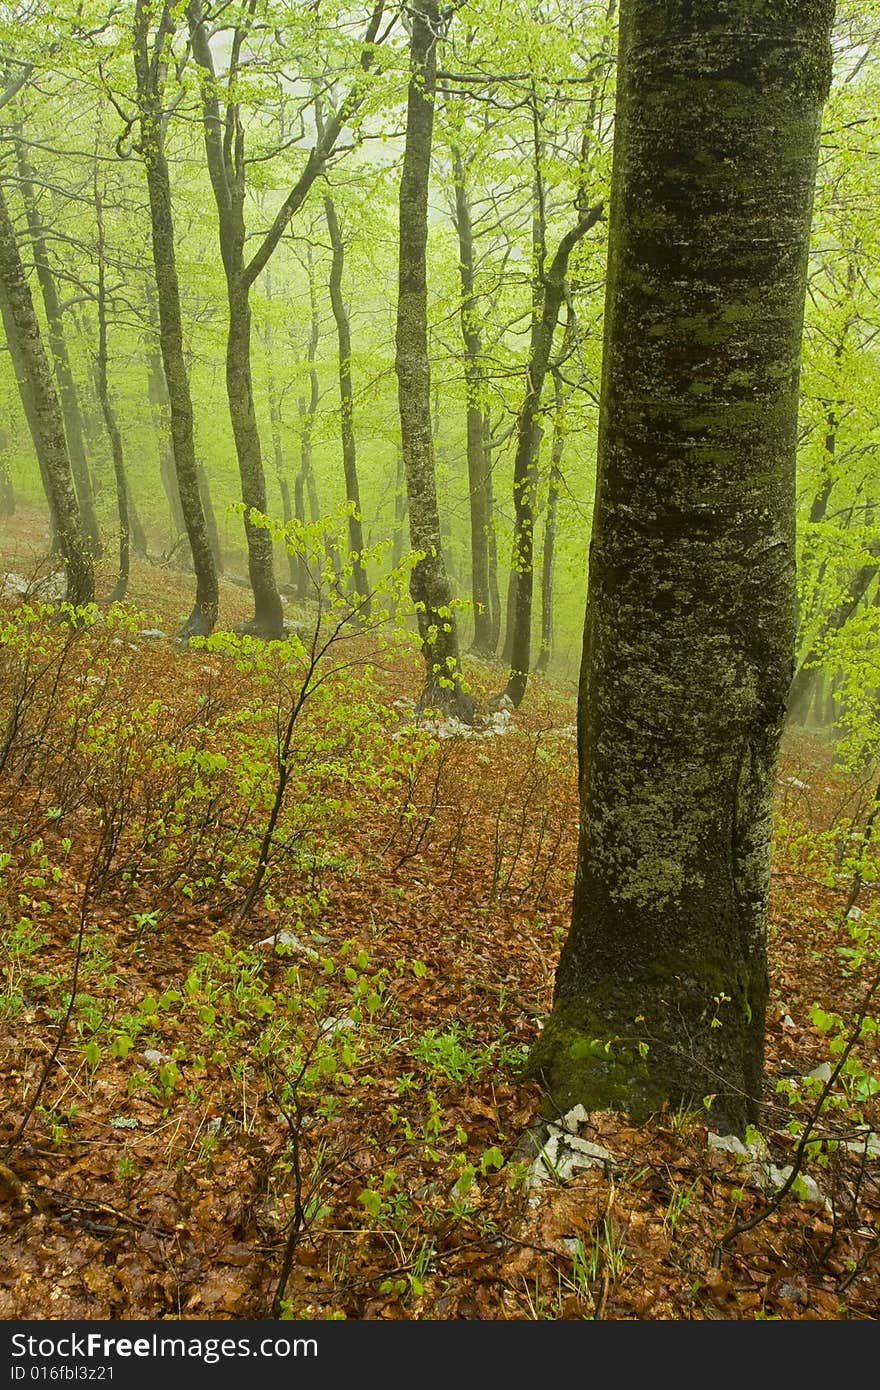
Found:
187,0 -> 283,637
788,537 -> 880,722
485,415 -> 502,652
451,148 -> 493,655
0,429 -> 14,516
396,0 -> 471,718
93,175 -> 129,602
0,276 -> 61,548
535,377 -> 565,675
225,279 -> 283,634
133,0 -> 218,637
196,460 -> 223,574
145,300 -> 189,558
391,446 -> 409,572
295,255 -> 321,599
528,0 -> 834,1137
324,195 -> 370,615
126,478 -> 148,556
503,204 -> 602,707
0,178 -> 93,604
14,132 -> 102,554
262,275 -> 293,584
789,295 -> 856,725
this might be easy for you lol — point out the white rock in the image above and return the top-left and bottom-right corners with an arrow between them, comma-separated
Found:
1,572 -> 29,598
562,1104 -> 591,1129
783,1014 -> 796,1029
845,1132 -> 880,1159
320,1014 -> 356,1038
806,1062 -> 833,1083
768,1166 -> 826,1208
847,905 -> 863,921
708,1132 -> 750,1159
142,1048 -> 173,1066
256,929 -> 319,959
137,628 -> 167,639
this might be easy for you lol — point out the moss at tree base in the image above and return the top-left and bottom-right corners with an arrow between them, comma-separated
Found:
527,961 -> 766,1137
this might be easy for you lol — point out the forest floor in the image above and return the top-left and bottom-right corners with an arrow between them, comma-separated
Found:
0,513 -> 878,1321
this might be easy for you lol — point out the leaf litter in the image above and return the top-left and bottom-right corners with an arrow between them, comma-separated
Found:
0,534 -> 877,1321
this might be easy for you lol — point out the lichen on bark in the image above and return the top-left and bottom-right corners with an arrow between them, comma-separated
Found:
528,0 -> 835,1137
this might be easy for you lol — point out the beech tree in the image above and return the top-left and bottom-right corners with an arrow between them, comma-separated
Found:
396,0 -> 471,717
132,0 -> 220,637
0,175 -> 94,605
528,0 -> 836,1135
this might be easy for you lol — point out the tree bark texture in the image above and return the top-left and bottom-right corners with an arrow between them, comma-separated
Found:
133,0 -> 219,637
0,275 -> 61,547
325,195 -> 370,615
528,0 -> 835,1136
396,0 -> 470,718
14,133 -> 102,553
0,178 -> 93,605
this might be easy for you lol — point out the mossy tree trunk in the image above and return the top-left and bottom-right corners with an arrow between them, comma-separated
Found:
0,178 -> 93,605
133,0 -> 219,638
14,131 -> 102,554
0,275 -> 61,548
529,0 -> 835,1137
396,0 -> 471,718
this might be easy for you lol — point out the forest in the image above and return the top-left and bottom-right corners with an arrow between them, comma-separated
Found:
0,0 -> 878,1322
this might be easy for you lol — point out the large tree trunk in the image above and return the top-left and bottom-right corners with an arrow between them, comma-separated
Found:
14,132 -> 102,554
396,0 -> 470,719
528,0 -> 834,1137
0,178 -> 93,604
324,195 -> 370,616
133,0 -> 218,638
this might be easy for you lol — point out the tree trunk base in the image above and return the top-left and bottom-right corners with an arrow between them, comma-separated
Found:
178,604 -> 216,642
527,964 -> 765,1139
235,614 -> 285,642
